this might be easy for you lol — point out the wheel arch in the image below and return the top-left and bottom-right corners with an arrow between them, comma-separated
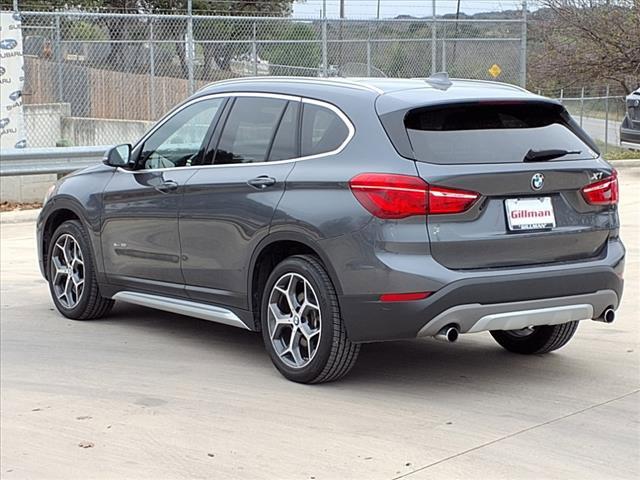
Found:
247,232 -> 343,330
41,199 -> 93,280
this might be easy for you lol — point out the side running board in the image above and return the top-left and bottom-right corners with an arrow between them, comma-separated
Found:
112,291 -> 251,330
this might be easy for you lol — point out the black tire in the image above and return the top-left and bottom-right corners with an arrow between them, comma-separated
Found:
260,255 -> 360,384
490,321 -> 579,354
47,220 -> 114,320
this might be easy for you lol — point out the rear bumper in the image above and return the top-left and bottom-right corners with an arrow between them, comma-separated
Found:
416,289 -> 617,337
339,241 -> 624,343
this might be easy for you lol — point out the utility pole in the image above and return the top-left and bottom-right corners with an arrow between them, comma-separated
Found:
340,0 -> 345,19
377,0 -> 381,19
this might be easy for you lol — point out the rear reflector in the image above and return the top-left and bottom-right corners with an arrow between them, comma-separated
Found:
380,292 -> 431,302
581,171 -> 619,205
349,173 -> 479,219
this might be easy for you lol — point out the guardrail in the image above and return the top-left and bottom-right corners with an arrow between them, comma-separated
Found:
0,146 -> 110,177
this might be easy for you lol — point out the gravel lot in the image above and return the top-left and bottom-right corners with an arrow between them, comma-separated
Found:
1,169 -> 639,480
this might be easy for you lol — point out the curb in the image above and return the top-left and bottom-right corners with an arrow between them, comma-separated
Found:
0,209 -> 41,225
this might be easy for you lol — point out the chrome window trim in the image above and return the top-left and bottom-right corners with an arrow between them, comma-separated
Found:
118,92 -> 355,174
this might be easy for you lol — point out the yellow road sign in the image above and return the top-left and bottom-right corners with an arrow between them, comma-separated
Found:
488,64 -> 502,78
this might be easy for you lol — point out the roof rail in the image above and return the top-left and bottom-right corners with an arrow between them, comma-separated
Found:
449,78 -> 529,93
199,76 -> 383,95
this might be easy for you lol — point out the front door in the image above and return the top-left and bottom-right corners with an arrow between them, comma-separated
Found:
180,95 -> 300,309
101,96 -> 226,296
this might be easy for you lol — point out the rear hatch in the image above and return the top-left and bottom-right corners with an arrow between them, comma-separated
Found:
379,98 -> 618,270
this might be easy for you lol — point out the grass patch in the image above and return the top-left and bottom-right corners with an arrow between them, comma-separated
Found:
595,141 -> 640,160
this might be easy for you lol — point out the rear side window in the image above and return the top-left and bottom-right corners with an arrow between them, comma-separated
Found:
269,101 -> 300,161
403,102 -> 597,164
301,103 -> 349,157
215,97 -> 288,164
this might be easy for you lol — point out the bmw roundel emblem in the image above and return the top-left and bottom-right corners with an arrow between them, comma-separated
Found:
531,173 -> 544,191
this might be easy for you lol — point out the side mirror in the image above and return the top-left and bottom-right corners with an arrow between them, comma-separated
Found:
103,144 -> 132,167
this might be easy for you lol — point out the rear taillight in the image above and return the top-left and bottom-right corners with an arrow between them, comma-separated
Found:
581,171 -> 619,206
349,173 -> 479,219
428,185 -> 480,215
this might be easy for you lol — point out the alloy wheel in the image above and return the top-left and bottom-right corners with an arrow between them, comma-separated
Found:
51,234 -> 84,309
267,273 -> 322,369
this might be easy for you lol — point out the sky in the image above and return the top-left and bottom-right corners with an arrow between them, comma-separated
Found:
292,0 -> 527,18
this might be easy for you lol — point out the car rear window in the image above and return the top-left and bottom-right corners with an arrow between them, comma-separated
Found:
403,102 -> 598,164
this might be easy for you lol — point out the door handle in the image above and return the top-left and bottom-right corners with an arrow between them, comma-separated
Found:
247,176 -> 276,190
155,180 -> 179,193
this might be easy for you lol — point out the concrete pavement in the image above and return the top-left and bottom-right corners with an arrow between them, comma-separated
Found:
1,170 -> 639,480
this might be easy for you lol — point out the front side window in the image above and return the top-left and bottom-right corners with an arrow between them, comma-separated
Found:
301,103 -> 349,157
214,97 -> 289,165
139,98 -> 224,169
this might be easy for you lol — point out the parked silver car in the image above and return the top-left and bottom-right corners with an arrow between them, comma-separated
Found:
620,88 -> 640,149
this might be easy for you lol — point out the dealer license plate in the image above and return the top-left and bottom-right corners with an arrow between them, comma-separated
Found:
505,197 -> 556,231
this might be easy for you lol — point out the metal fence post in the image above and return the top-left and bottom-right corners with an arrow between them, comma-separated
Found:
604,85 -> 610,156
441,39 -> 446,72
149,19 -> 156,120
186,0 -> 195,94
321,18 -> 328,77
54,14 -> 63,103
579,86 -> 584,127
519,0 -> 527,87
252,22 -> 258,76
431,0 -> 437,74
366,23 -> 372,77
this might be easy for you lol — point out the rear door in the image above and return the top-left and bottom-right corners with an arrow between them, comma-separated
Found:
179,94 -> 299,309
390,101 -> 617,269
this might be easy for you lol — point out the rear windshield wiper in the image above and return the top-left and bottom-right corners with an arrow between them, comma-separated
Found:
524,149 -> 581,162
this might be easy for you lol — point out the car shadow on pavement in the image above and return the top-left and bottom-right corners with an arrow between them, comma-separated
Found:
104,303 -> 587,392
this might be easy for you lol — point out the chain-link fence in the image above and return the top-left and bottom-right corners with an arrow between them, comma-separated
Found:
11,9 -> 526,147
539,86 -> 630,155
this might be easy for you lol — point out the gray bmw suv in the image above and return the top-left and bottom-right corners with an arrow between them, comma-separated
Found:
37,76 -> 625,383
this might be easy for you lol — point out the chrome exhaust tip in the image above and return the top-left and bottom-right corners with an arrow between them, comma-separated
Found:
434,326 -> 459,343
595,308 -> 616,324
